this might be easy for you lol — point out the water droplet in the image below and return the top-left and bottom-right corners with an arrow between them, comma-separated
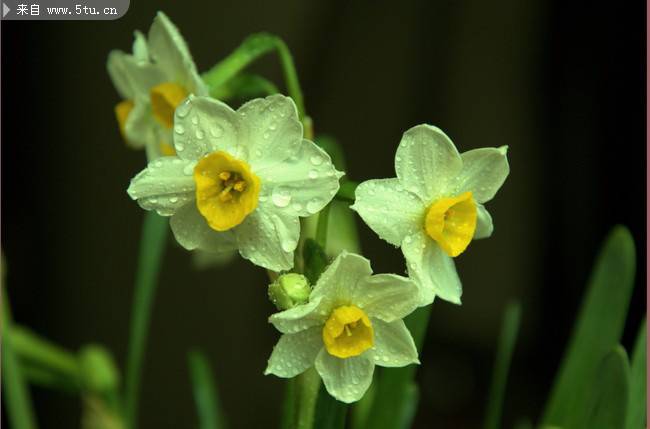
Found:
255,149 -> 263,157
306,198 -> 321,214
310,155 -> 323,166
176,101 -> 191,118
210,125 -> 223,138
292,202 -> 303,212
174,124 -> 185,135
271,188 -> 291,207
183,164 -> 194,175
195,129 -> 205,139
191,115 -> 199,125
263,131 -> 271,140
308,169 -> 318,179
269,122 -> 277,131
281,239 -> 297,252
176,144 -> 185,152
169,196 -> 179,203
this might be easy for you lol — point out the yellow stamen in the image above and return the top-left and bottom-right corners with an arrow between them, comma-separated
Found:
194,151 -> 260,231
114,99 -> 134,139
424,191 -> 477,257
150,82 -> 188,129
323,305 -> 373,359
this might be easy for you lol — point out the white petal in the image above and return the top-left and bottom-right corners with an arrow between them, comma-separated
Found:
238,95 -> 303,171
395,124 -> 462,202
119,56 -> 167,98
264,327 -> 322,378
107,50 -> 134,99
127,157 -> 196,216
169,202 -> 237,253
475,203 -> 494,239
352,274 -> 420,322
368,319 -> 419,368
269,297 -> 327,334
350,178 -> 425,246
147,12 -> 207,95
311,252 -> 373,307
132,30 -> 149,62
315,349 -> 374,403
402,232 -> 462,305
124,101 -> 157,150
173,95 -> 246,161
234,204 -> 299,272
454,146 -> 509,203
256,139 -> 342,217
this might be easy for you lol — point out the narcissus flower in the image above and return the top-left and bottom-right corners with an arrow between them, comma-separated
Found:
265,252 -> 420,403
351,125 -> 509,305
127,94 -> 342,272
107,12 -> 207,160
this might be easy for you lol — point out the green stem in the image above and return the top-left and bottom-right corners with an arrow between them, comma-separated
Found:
296,368 -> 322,429
335,181 -> 357,203
124,212 -> 169,429
10,326 -> 81,384
2,287 -> 38,429
202,33 -> 306,120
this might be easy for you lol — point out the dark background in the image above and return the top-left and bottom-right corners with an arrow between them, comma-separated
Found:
1,0 -> 646,427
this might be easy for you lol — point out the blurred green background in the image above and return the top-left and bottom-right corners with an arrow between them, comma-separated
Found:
1,0 -> 645,427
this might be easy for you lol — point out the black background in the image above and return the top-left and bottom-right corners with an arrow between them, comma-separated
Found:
1,0 -> 646,427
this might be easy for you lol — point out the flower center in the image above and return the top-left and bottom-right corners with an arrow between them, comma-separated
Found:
194,151 -> 260,232
322,305 -> 374,359
150,82 -> 188,129
424,191 -> 477,257
114,99 -> 134,139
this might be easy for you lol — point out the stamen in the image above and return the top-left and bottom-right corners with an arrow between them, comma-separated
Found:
344,325 -> 352,336
233,180 -> 247,192
218,184 -> 234,202
219,171 -> 231,181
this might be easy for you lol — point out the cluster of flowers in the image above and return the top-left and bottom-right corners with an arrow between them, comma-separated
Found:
108,12 -> 509,403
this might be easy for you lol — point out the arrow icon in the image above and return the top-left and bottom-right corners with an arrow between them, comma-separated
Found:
2,3 -> 10,18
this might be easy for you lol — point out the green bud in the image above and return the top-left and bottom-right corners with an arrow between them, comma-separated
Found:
268,273 -> 311,310
79,345 -> 119,394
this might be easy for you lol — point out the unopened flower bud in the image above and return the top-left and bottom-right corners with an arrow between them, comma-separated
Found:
268,273 -> 311,310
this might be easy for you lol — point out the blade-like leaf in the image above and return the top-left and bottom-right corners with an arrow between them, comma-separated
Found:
2,284 -> 37,429
361,305 -> 431,429
582,345 -> 630,428
542,225 -> 636,427
188,350 -> 227,429
313,383 -> 347,429
625,317 -> 646,429
484,301 -> 522,429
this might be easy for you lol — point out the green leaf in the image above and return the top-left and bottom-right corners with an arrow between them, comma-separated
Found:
2,284 -> 38,429
201,33 -> 305,120
625,317 -> 646,429
188,350 -> 227,429
124,211 -> 169,428
581,345 -> 630,428
542,225 -> 636,427
313,383 -> 347,429
361,305 -> 431,429
209,73 -> 279,101
303,239 -> 328,285
484,301 -> 521,429
280,378 -> 297,429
